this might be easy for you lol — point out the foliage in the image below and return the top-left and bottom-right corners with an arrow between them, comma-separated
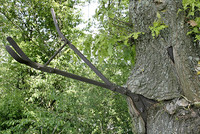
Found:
0,0 -> 133,133
187,17 -> 200,41
0,62 -> 132,133
179,0 -> 200,41
92,0 -> 137,64
149,12 -> 168,38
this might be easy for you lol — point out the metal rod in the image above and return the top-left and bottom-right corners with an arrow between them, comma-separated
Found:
51,8 -> 113,86
7,36 -> 31,61
44,43 -> 67,66
6,44 -> 111,89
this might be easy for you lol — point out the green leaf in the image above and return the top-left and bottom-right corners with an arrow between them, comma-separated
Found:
132,32 -> 144,39
108,44 -> 113,56
156,12 -> 161,19
177,9 -> 183,15
195,35 -> 200,41
107,10 -> 115,19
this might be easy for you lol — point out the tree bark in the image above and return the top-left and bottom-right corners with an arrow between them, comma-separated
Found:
127,0 -> 200,133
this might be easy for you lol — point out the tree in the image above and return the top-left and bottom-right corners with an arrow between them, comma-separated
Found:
1,0 -> 200,133
127,0 -> 200,133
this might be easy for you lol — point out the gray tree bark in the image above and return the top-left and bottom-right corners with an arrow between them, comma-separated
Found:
126,0 -> 200,133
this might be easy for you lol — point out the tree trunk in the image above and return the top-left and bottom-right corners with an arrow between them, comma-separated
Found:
126,0 -> 200,133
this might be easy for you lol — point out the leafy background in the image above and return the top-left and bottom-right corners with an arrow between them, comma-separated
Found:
0,0 -> 134,133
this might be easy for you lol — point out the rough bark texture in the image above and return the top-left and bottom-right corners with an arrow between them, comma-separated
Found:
126,0 -> 200,133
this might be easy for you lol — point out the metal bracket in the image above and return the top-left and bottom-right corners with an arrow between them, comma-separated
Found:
5,8 -> 157,124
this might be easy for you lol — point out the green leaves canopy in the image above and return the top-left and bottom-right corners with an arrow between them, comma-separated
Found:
0,0 -> 133,133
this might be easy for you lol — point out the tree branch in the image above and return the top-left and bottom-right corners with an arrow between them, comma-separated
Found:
109,17 -> 133,28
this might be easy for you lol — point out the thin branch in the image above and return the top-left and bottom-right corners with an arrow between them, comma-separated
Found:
58,129 -> 64,134
109,17 -> 133,28
0,12 -> 24,33
52,125 -> 57,134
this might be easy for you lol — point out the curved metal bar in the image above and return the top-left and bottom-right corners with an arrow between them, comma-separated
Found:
6,45 -> 28,64
5,40 -> 111,89
51,8 -> 66,40
44,43 -> 67,66
50,8 -> 113,86
7,37 -> 31,62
